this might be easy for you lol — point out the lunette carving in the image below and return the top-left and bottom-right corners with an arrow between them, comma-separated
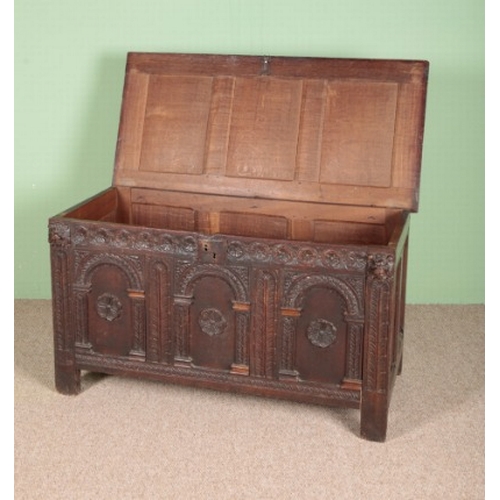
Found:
284,273 -> 362,318
176,263 -> 249,302
74,251 -> 143,290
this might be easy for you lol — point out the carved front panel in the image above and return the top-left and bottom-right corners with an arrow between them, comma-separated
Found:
190,276 -> 236,370
71,250 -> 146,358
174,262 -> 251,372
281,272 -> 364,384
86,264 -> 140,357
295,287 -> 347,384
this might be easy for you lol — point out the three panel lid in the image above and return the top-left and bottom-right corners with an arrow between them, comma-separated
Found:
114,53 -> 429,211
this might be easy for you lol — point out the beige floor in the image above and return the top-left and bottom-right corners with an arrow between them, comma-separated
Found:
15,301 -> 484,499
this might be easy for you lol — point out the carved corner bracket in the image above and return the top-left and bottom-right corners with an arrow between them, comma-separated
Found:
367,254 -> 395,281
49,221 -> 71,248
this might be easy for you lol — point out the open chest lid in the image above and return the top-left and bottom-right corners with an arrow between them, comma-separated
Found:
113,53 -> 428,212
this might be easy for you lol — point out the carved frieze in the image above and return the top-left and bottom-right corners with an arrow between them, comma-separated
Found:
227,239 -> 367,271
69,223 -> 198,256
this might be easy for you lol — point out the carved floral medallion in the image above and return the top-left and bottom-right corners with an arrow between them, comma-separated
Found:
198,308 -> 228,336
307,319 -> 337,348
96,293 -> 123,322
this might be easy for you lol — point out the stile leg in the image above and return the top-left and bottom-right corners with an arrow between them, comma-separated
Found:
360,391 -> 389,442
55,360 -> 81,395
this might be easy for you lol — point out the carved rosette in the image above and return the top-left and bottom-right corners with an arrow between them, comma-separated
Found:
96,293 -> 122,322
307,319 -> 337,348
198,308 -> 228,336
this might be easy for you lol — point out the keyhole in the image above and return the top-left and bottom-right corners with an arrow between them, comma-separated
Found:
203,243 -> 216,260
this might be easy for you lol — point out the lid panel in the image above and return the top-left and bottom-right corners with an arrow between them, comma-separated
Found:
114,53 -> 428,211
226,77 -> 303,181
140,75 -> 213,174
319,80 -> 398,188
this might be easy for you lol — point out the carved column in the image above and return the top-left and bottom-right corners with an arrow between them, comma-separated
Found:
173,295 -> 193,367
361,253 -> 396,442
148,260 -> 171,363
230,301 -> 251,375
73,284 -> 91,348
343,317 -> 364,384
252,270 -> 278,378
49,221 -> 81,394
129,289 -> 146,357
279,307 -> 301,380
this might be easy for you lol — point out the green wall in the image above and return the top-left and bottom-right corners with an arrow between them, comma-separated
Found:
15,0 -> 484,303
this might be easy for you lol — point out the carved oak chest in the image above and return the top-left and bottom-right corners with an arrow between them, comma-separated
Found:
48,53 -> 428,441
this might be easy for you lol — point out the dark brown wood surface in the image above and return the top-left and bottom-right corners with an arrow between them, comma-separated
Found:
49,53 -> 428,442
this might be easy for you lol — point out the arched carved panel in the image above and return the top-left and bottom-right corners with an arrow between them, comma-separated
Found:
189,275 -> 236,370
73,252 -> 145,358
281,272 -> 365,383
284,273 -> 362,318
176,263 -> 248,303
75,252 -> 143,291
174,263 -> 250,371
